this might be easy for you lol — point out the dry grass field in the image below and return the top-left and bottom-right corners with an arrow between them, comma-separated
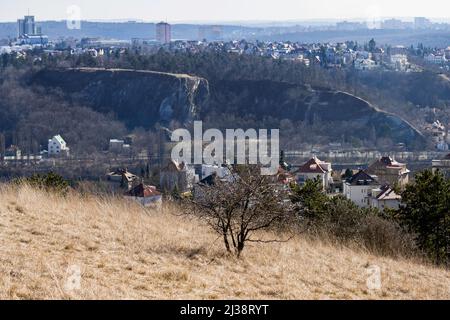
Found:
0,185 -> 449,300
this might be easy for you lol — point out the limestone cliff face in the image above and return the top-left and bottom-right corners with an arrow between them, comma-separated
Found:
32,68 -> 210,128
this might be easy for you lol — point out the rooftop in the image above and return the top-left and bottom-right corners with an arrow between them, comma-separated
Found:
125,184 -> 161,198
375,185 -> 402,201
296,157 -> 330,174
346,170 -> 378,186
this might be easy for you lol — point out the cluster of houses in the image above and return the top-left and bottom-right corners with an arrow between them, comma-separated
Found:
111,151 -> 450,211
131,39 -> 420,72
105,160 -> 233,209
424,120 -> 450,151
0,134 -> 70,163
291,155 -> 406,209
3,32 -> 449,74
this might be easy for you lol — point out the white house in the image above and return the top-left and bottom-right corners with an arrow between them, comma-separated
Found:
48,135 -> 70,156
369,185 -> 402,210
425,53 -> 447,65
354,58 -> 379,71
390,54 -> 409,71
109,139 -> 131,153
343,170 -> 380,208
294,157 -> 333,190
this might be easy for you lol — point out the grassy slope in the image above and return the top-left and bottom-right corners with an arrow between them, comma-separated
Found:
0,185 -> 449,300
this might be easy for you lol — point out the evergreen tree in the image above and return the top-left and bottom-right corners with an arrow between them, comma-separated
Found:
146,163 -> 150,179
342,169 -> 353,180
290,178 -> 329,220
369,38 -> 376,53
396,170 -> 450,265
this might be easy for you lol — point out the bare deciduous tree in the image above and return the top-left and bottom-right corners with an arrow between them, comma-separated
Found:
189,166 -> 295,257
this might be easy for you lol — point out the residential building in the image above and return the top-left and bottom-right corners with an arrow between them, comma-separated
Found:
354,58 -> 379,71
106,168 -> 139,190
4,145 -> 22,160
48,135 -> 70,157
201,164 -> 231,180
425,53 -> 447,65
156,22 -> 171,44
124,183 -> 162,209
390,45 -> 408,55
343,170 -> 380,208
17,34 -> 48,46
109,139 -> 131,154
160,160 -> 197,193
390,54 -> 409,71
432,153 -> 450,178
369,185 -> 402,210
425,120 -> 447,149
367,156 -> 410,188
274,167 -> 295,185
445,47 -> 450,60
109,139 -> 124,152
294,157 -> 333,190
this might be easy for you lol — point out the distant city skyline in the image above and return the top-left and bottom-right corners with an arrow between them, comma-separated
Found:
0,0 -> 450,23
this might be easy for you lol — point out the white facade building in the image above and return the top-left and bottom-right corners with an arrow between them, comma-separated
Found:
343,170 -> 380,208
425,53 -> 447,65
354,58 -> 379,71
369,185 -> 402,210
294,157 -> 333,191
48,135 -> 69,156
390,54 -> 409,71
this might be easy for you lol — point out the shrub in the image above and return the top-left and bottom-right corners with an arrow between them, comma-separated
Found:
17,172 -> 70,195
291,184 -> 418,259
358,215 -> 418,258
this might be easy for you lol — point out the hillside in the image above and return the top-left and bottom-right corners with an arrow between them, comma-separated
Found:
0,185 -> 448,300
31,68 -> 210,129
31,68 -> 424,148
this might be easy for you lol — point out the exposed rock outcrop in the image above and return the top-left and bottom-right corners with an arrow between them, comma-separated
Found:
32,68 -> 425,148
32,68 -> 210,128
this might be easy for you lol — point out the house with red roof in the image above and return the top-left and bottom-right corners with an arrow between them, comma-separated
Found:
367,156 -> 410,188
124,183 -> 162,209
294,157 -> 333,191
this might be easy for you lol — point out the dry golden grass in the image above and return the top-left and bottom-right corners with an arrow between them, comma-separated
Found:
0,185 -> 449,300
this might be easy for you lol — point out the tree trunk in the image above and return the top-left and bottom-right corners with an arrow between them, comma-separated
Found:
236,241 -> 245,258
223,234 -> 231,253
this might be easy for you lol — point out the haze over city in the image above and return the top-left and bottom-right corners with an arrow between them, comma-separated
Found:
0,0 -> 450,22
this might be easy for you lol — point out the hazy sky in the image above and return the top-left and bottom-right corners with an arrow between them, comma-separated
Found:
1,0 -> 449,22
